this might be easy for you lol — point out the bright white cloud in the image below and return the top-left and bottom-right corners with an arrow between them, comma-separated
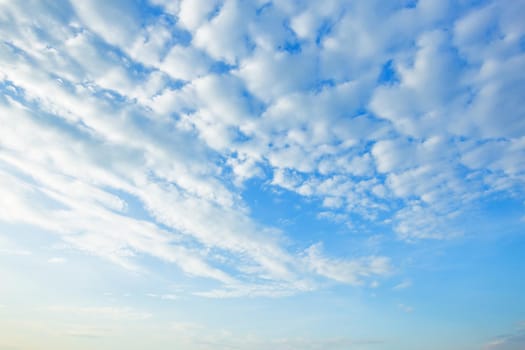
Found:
71,0 -> 142,47
0,0 -> 524,302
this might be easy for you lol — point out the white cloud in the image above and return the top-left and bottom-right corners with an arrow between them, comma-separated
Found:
484,323 -> 525,350
168,321 -> 384,350
64,326 -> 111,338
194,281 -> 313,299
148,0 -> 181,16
193,0 -> 253,64
177,0 -> 221,32
393,280 -> 412,290
147,293 -> 178,300
161,45 -> 211,81
235,48 -> 317,103
46,305 -> 152,321
47,257 -> 66,264
0,0 -> 524,300
398,303 -> 414,313
71,0 -> 142,47
303,243 -> 391,285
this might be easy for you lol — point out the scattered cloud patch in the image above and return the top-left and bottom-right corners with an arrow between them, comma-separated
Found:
45,305 -> 152,321
393,280 -> 412,290
47,257 -> 66,264
398,303 -> 414,313
146,293 -> 178,301
0,0 -> 523,300
484,324 -> 525,350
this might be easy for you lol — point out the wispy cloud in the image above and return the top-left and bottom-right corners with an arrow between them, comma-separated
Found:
484,323 -> 525,350
47,257 -> 66,264
398,303 -> 414,313
393,279 -> 412,291
45,305 -> 152,321
169,321 -> 384,350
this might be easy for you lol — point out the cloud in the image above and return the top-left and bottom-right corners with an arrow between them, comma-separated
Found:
160,45 -> 211,81
304,243 -> 391,285
176,0 -> 222,32
146,293 -> 178,301
71,0 -> 142,47
0,0 -> 524,300
169,321 -> 384,350
46,305 -> 152,321
393,279 -> 412,290
64,326 -> 111,338
484,324 -> 525,350
398,303 -> 414,313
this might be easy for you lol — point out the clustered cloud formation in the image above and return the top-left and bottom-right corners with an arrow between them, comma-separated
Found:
0,0 -> 523,296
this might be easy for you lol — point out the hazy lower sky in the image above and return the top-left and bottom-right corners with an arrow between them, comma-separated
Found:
1,1 -> 524,349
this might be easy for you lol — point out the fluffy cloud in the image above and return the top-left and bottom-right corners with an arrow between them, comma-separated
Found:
0,0 -> 524,297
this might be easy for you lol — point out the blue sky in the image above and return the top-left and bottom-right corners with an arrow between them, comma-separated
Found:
0,0 -> 524,349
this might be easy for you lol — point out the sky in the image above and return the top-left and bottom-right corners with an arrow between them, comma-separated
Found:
0,0 -> 524,349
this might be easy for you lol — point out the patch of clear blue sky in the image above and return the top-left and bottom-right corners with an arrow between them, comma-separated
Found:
377,60 -> 399,85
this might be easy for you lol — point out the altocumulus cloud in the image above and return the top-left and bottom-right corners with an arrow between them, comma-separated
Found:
0,0 -> 524,298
